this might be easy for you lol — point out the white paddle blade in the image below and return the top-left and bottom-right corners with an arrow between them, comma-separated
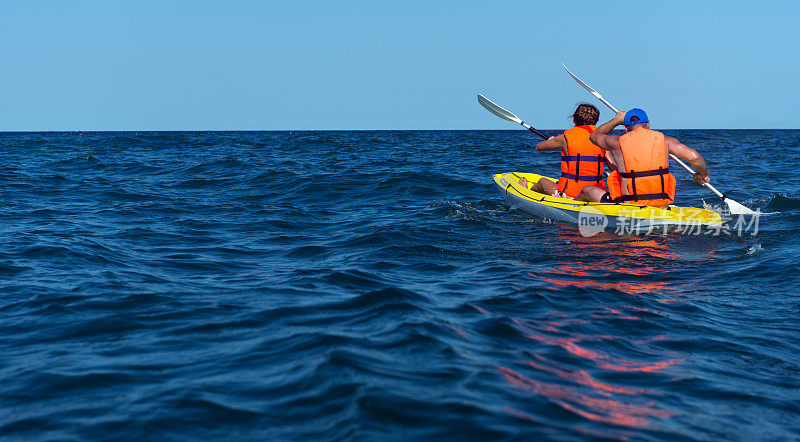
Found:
562,63 -> 619,113
477,94 -> 522,124
562,63 -> 598,94
724,198 -> 757,215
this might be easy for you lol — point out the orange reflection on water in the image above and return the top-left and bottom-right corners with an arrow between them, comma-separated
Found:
512,317 -> 683,373
446,323 -> 468,337
527,354 -> 647,396
505,405 -> 635,440
499,309 -> 681,430
592,307 -> 642,321
533,273 -> 672,296
499,366 -> 675,428
529,233 -> 692,302
492,232 -> 696,431
471,304 -> 490,315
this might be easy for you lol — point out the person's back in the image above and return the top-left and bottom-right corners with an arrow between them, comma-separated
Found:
527,103 -> 613,198
556,124 -> 606,197
607,124 -> 676,207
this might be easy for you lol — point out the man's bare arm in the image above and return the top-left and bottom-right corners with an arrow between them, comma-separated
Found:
603,151 -> 618,172
535,134 -> 566,153
589,110 -> 626,151
666,137 -> 710,184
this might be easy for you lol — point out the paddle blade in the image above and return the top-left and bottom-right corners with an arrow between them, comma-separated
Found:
477,94 -> 522,124
562,63 -> 619,113
724,198 -> 757,215
562,63 -> 598,94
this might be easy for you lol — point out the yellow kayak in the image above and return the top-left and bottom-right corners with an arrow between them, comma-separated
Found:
494,172 -> 722,231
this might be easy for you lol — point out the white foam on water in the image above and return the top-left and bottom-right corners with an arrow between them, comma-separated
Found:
747,242 -> 764,255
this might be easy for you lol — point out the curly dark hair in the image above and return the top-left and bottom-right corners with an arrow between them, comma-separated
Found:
572,103 -> 599,126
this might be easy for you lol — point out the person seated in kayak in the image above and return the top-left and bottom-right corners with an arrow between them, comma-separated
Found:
518,103 -> 616,198
579,108 -> 711,208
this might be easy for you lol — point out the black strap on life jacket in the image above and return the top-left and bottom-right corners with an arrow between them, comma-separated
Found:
615,167 -> 670,202
617,167 -> 670,179
560,154 -> 604,183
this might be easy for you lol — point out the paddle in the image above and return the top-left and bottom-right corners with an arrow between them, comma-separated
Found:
477,94 -> 549,141
562,63 -> 756,215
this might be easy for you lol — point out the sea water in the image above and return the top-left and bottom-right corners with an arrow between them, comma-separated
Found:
1,130 -> 798,440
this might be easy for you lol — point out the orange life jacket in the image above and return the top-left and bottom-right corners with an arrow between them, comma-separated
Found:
556,125 -> 606,197
607,127 -> 676,206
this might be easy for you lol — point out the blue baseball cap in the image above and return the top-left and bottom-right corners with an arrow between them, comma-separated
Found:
624,108 -> 649,126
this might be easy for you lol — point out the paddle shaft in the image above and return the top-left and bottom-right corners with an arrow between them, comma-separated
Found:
520,122 -> 549,141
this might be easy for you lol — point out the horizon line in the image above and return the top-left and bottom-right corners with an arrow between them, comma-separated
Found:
1,128 -> 797,133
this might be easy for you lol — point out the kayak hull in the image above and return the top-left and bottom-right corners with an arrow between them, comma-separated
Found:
494,172 -> 723,230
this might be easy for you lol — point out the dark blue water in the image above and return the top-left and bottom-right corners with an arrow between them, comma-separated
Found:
2,130 -> 799,441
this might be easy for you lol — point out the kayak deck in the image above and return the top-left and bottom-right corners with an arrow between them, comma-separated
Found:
493,172 -> 722,228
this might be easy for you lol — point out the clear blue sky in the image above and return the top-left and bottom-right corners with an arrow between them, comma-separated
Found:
1,1 -> 797,130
